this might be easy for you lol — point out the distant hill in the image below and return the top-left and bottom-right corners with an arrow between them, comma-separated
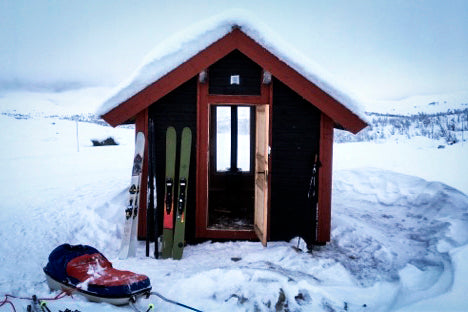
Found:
1,86 -> 467,146
365,90 -> 468,115
0,86 -> 113,118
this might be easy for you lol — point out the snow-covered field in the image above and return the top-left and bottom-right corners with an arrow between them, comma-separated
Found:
365,90 -> 468,116
0,89 -> 467,311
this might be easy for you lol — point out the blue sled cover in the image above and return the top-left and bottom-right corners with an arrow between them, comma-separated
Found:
43,244 -> 151,305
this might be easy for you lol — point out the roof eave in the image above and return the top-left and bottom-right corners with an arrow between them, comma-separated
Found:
102,28 -> 367,133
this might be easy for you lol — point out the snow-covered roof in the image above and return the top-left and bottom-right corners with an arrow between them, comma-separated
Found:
97,9 -> 367,124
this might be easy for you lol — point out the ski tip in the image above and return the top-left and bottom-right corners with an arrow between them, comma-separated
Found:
166,127 -> 177,141
136,131 -> 145,139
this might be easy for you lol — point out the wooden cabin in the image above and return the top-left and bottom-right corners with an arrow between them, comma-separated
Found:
99,19 -> 367,247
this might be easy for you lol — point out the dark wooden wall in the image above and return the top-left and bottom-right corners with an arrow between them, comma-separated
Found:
147,55 -> 322,245
270,78 -> 321,245
148,77 -> 198,242
209,49 -> 262,95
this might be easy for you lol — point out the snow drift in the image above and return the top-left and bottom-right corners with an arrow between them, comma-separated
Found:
0,89 -> 467,310
0,112 -> 467,311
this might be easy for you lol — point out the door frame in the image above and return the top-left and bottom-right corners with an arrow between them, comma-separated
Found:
207,104 -> 256,232
196,71 -> 272,241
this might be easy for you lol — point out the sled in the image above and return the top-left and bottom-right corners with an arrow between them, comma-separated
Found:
43,244 -> 151,306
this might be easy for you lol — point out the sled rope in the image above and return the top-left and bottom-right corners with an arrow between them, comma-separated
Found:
2,289 -> 203,312
150,291 -> 203,312
1,291 -> 67,302
0,291 -> 70,312
129,299 -> 154,312
0,296 -> 16,312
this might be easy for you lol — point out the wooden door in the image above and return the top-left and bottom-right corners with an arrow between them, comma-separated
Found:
254,104 -> 270,246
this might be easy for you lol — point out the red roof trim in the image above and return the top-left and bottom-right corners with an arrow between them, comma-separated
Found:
102,28 -> 366,133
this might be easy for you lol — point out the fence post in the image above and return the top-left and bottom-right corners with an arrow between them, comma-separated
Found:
76,120 -> 80,152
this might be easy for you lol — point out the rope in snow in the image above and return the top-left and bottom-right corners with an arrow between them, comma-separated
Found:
0,292 -> 68,312
0,296 -> 17,312
129,300 -> 154,312
2,290 -> 203,312
1,291 -> 67,302
129,292 -> 203,312
150,291 -> 203,312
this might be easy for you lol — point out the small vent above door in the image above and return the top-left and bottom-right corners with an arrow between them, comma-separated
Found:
209,50 -> 262,95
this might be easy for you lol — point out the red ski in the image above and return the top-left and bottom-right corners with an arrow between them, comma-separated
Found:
161,127 -> 177,258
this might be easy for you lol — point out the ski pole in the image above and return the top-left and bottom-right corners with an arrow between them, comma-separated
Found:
147,117 -> 157,258
150,118 -> 159,259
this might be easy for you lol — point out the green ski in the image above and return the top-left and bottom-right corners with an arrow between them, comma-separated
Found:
161,127 -> 177,259
173,127 -> 192,260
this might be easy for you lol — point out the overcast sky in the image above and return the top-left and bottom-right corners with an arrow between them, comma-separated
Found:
1,0 -> 467,101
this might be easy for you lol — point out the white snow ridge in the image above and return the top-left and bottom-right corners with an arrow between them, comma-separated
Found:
1,87 -> 468,311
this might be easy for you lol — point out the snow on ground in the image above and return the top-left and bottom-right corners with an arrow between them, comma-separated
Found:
1,90 -> 468,311
334,136 -> 468,195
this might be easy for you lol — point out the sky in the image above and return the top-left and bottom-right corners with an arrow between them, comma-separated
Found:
1,0 -> 467,101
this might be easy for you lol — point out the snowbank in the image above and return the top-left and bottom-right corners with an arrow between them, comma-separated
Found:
396,245 -> 468,311
334,136 -> 468,195
1,113 -> 468,311
96,9 -> 367,122
330,169 -> 468,311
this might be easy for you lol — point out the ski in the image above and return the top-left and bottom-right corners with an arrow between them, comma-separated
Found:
161,127 -> 177,259
119,132 -> 145,259
173,127 -> 192,260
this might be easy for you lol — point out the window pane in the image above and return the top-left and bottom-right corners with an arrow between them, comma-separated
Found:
237,107 -> 250,172
216,106 -> 231,172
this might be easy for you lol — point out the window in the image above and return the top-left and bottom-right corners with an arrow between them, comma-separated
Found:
237,107 -> 251,171
214,106 -> 252,172
230,75 -> 240,85
216,106 -> 231,172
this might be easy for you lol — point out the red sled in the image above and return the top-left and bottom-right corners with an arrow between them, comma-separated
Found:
43,244 -> 151,305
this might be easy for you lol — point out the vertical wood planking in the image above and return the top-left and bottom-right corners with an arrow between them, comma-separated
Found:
316,113 -> 334,243
196,76 -> 209,237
